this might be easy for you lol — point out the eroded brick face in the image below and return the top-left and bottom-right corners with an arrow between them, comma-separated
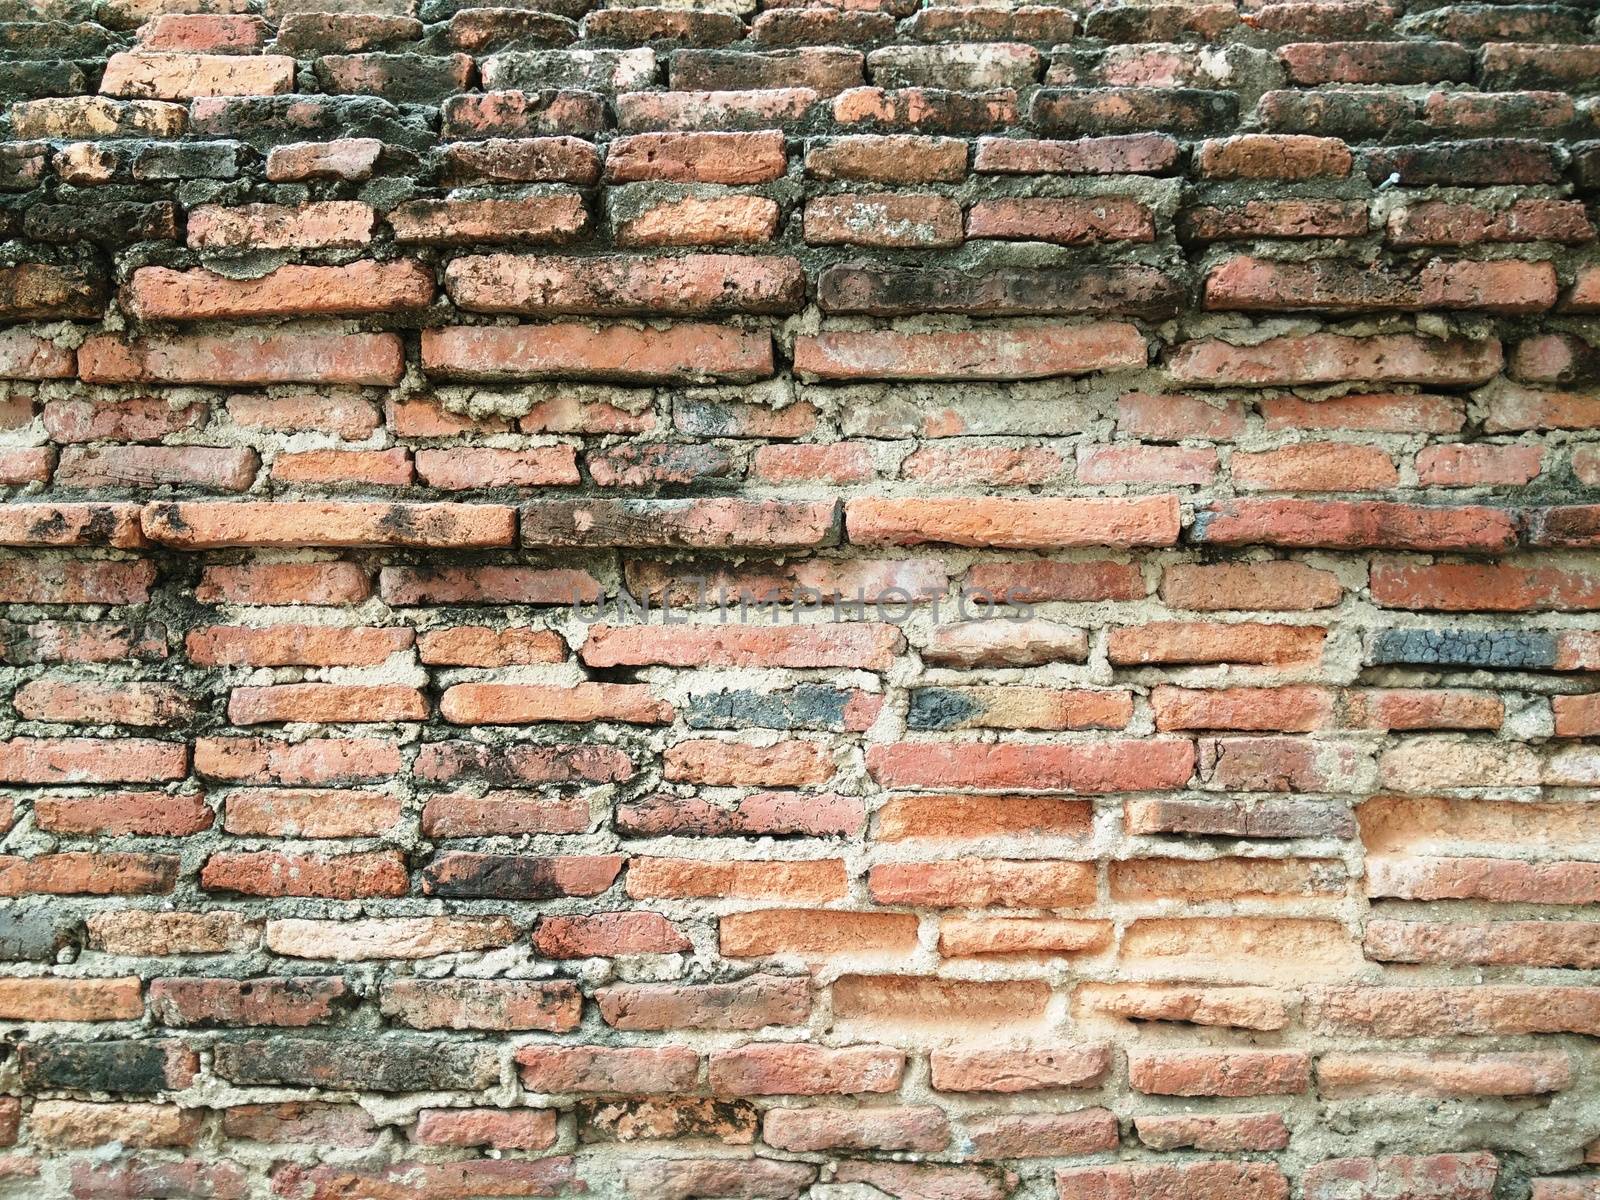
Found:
0,0 -> 1597,1197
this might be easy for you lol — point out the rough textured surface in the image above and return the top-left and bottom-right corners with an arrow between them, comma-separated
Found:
0,0 -> 1597,1197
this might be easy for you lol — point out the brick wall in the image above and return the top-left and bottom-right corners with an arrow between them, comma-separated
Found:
0,0 -> 1598,1196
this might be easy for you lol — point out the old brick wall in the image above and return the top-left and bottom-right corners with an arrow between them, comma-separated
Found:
0,0 -> 1598,1195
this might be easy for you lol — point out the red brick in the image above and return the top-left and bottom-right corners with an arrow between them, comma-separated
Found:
837,85 -> 1017,132
522,498 -> 834,549
227,684 -> 427,725
54,446 -> 256,491
0,737 -> 186,784
533,912 -> 690,959
1129,1050 -> 1311,1096
144,501 -> 512,549
869,859 -> 1094,907
422,323 -> 773,384
1117,391 -> 1246,440
196,563 -> 370,606
101,49 -> 293,98
721,909 -> 919,959
1309,987 -> 1600,1036
764,1105 -> 948,1152
847,495 -> 1176,548
1317,1052 -> 1571,1098
382,979 -> 580,1032
11,96 -> 187,140
665,738 -> 834,787
229,394 -> 381,439
1110,622 -> 1324,666
805,193 -> 963,247
1262,392 -> 1466,433
265,917 -> 516,962
200,850 -> 408,898
796,324 -> 1146,380
89,911 -> 259,956
968,1110 -> 1119,1159
1389,199 -> 1593,247
274,1160 -> 576,1200
422,851 -> 622,900
1204,256 -> 1556,315
30,1100 -> 201,1149
1342,689 -> 1503,731
969,196 -> 1154,244
381,566 -> 598,605
614,194 -> 781,247
187,625 -> 412,666
265,138 -> 382,183
1160,562 -> 1342,612
1181,199 -> 1370,241
437,82 -> 603,136
605,131 -> 787,183
1057,1162 -> 1289,1200
1199,735 -> 1373,793
412,1108 -> 556,1151
1417,443 -> 1543,487
440,682 -> 672,725
879,795 -> 1092,842
149,977 -> 346,1027
1135,1114 -> 1289,1152
445,253 -> 804,316
1076,981 -> 1292,1029
187,201 -> 372,250
389,195 -> 589,245
423,790 -> 586,838
126,261 -> 433,320
618,87 -> 819,132
1195,499 -> 1517,552
1196,134 -> 1351,179
930,1045 -> 1110,1092
867,738 -> 1194,792
1363,920 -> 1600,969
223,789 -> 401,838
80,331 -> 404,386
516,1044 -> 698,1093
1233,443 -> 1397,491
15,680 -> 192,727
754,442 -> 877,484
1301,1154 -> 1496,1200
0,977 -> 142,1021
4,621 -> 166,665
596,975 -> 810,1030
975,132 -> 1179,174
1168,333 -> 1502,387
1154,685 -> 1334,732
0,852 -> 178,895
1370,561 -> 1600,612
806,134 -> 966,182
709,1043 -> 903,1095
582,623 -> 900,670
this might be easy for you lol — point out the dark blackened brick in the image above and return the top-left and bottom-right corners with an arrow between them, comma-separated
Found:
1365,140 -> 1559,186
686,685 -> 858,731
212,1037 -> 498,1091
421,851 -> 623,899
1370,628 -> 1558,670
907,688 -> 986,730
18,1039 -> 199,1092
189,95 -> 435,149
1032,87 -> 1237,135
1256,89 -> 1419,138
819,265 -> 1185,319
130,142 -> 247,181
0,908 -> 78,961
23,202 -> 178,247
0,61 -> 89,101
